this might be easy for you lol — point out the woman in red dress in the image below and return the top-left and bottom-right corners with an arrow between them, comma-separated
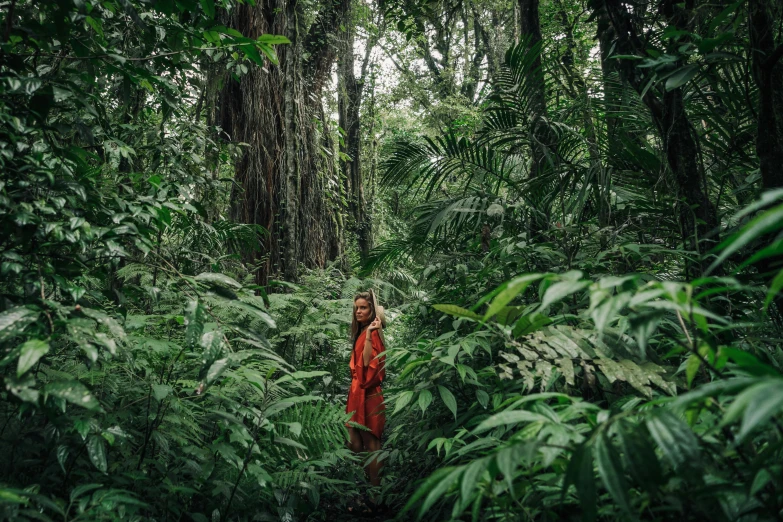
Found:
346,290 -> 386,489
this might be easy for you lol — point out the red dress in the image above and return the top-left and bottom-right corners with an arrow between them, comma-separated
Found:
346,329 -> 386,439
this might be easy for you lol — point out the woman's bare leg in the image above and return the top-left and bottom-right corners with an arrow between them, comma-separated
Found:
347,427 -> 363,454
359,431 -> 382,488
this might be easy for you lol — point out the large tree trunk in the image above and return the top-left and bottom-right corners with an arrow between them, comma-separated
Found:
748,0 -> 783,316
337,0 -> 369,259
517,0 -> 548,177
338,0 -> 379,261
749,0 -> 783,190
518,0 -> 554,236
595,5 -> 620,161
602,0 -> 719,276
219,0 -> 342,285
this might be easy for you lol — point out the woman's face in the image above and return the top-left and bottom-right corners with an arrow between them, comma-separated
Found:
354,298 -> 373,325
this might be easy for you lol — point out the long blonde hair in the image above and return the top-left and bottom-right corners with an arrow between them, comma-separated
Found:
350,291 -> 377,344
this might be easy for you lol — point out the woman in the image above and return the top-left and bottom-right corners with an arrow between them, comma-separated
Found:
346,290 -> 386,490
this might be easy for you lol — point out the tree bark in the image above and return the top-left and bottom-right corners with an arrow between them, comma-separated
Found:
749,0 -> 783,190
518,0 -> 554,235
219,0 -> 343,285
518,0 -> 547,152
338,0 -> 378,260
595,5 -> 620,160
602,0 -> 719,275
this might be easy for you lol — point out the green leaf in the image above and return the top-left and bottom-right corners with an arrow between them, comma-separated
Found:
495,445 -> 519,491
257,44 -> 279,65
646,412 -> 699,471
206,357 -> 229,384
685,353 -> 701,388
273,370 -> 330,384
616,422 -> 661,495
595,433 -> 634,519
87,436 -> 107,473
708,202 -> 783,274
198,331 -> 224,381
476,389 -> 489,409
432,304 -> 482,321
257,34 -> 291,45
540,279 -> 589,310
764,269 -> 783,311
400,466 -> 456,517
721,347 -> 779,376
512,313 -> 552,337
45,381 -> 101,410
199,0 -> 215,18
152,384 -> 172,401
195,272 -> 242,289
418,389 -> 433,413
564,442 -> 596,522
17,339 -> 49,377
751,468 -> 772,496
84,16 -> 104,39
57,445 -> 69,473
460,457 -> 488,503
473,410 -> 548,433
419,467 -> 462,517
239,44 -> 265,67
70,484 -> 102,502
394,390 -> 415,414
736,380 -> 783,443
0,307 -> 39,343
0,490 -> 26,504
438,385 -> 458,419
484,274 -> 547,320
184,301 -> 205,350
665,64 -> 698,90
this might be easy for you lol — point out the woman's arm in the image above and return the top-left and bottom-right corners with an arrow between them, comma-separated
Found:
363,317 -> 382,366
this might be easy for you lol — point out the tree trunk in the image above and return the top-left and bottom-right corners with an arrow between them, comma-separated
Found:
338,0 -> 378,260
749,0 -> 783,190
595,5 -> 620,161
219,0 -> 342,285
602,0 -> 719,275
518,0 -> 553,235
748,0 -> 783,315
517,0 -> 548,171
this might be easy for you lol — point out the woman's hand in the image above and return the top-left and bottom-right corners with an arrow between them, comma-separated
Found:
368,317 -> 382,332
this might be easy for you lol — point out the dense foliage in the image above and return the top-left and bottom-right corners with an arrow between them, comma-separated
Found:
2,0 -> 783,521
0,1 -> 357,520
372,0 -> 783,519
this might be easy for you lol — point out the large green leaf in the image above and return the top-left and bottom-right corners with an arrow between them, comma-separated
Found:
473,410 -> 548,433
709,203 -> 783,274
564,442 -> 596,522
418,389 -> 433,413
595,432 -> 634,519
17,339 -> 49,377
395,390 -> 415,414
45,380 -> 101,410
195,272 -> 242,289
539,278 -> 589,310
665,64 -> 699,90
484,274 -> 547,320
646,412 -> 699,471
87,435 -> 108,474
438,385 -> 458,419
432,304 -> 482,321
0,307 -> 39,343
184,300 -> 205,350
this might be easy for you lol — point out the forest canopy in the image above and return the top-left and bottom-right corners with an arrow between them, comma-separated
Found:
2,0 -> 783,520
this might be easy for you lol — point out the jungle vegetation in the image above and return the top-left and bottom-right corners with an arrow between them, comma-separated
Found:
2,0 -> 783,520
